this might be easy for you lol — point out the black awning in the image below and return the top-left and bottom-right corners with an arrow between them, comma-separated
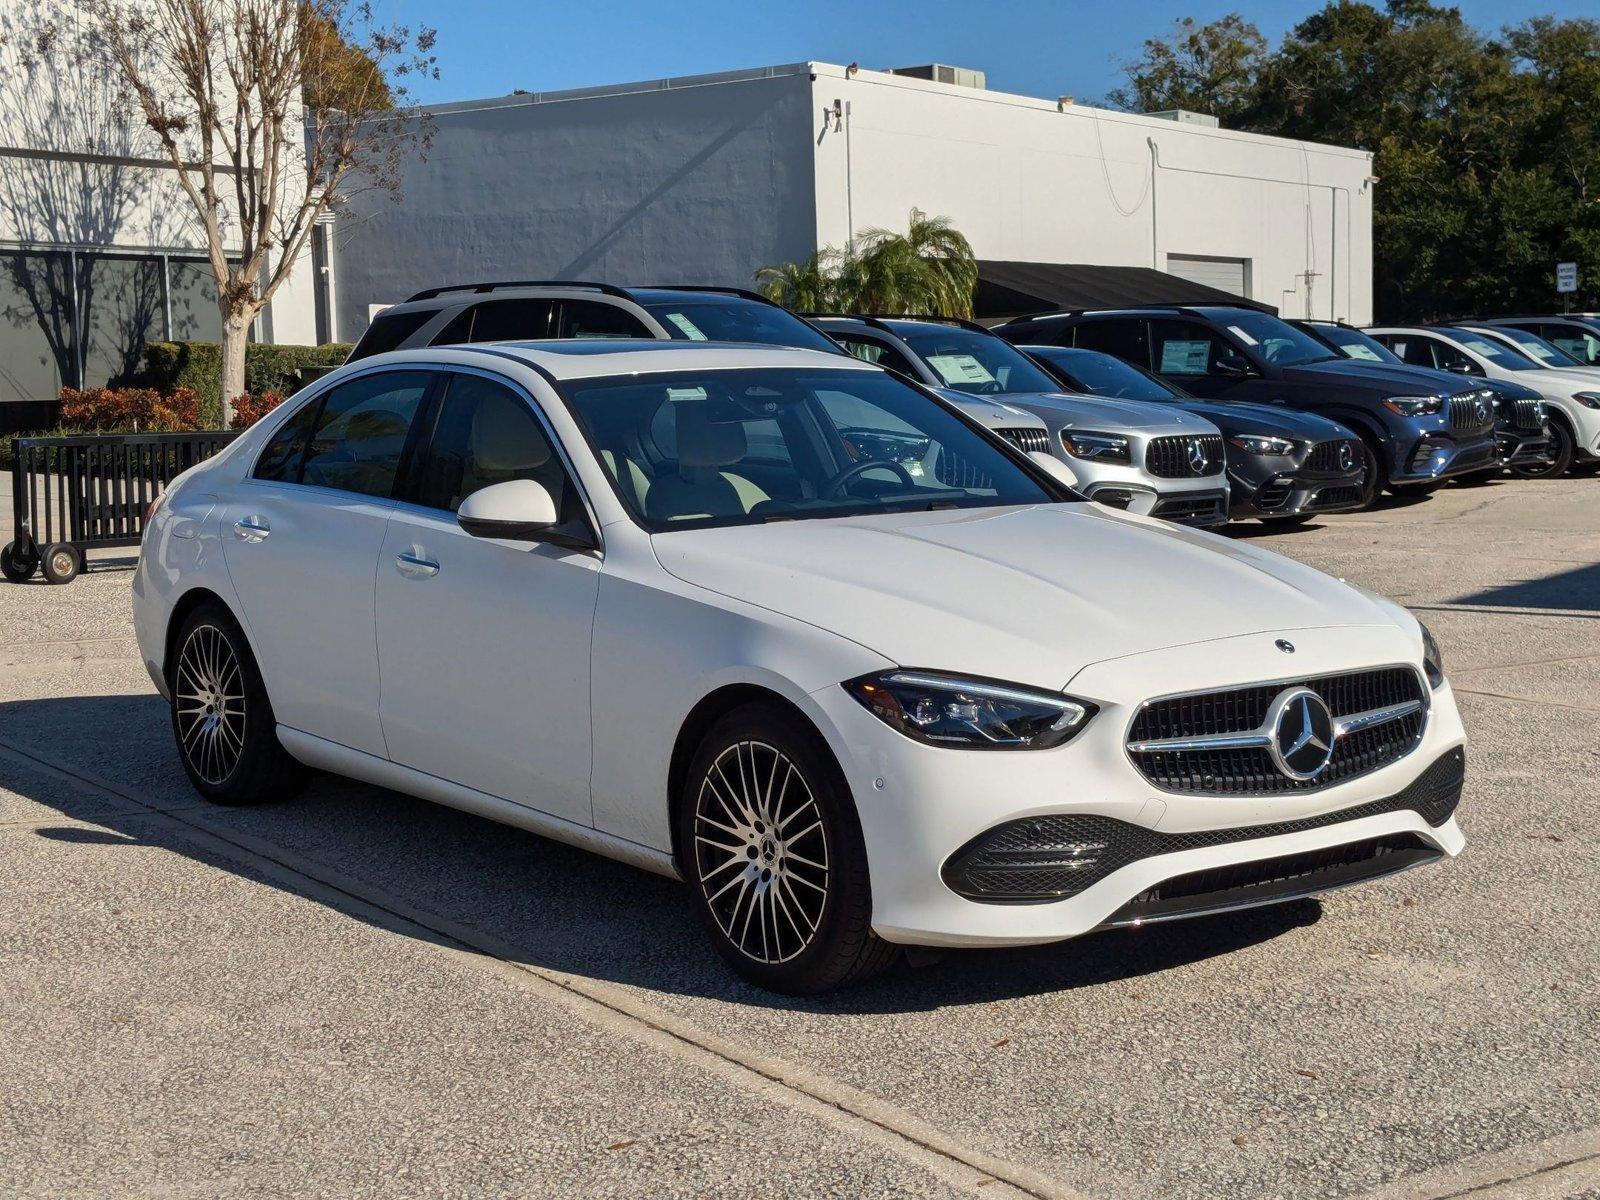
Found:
974,260 -> 1275,321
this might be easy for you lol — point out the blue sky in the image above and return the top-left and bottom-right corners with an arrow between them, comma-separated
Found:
381,1 -> 1600,108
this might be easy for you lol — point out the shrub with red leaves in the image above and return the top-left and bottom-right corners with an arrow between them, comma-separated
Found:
228,391 -> 286,429
57,386 -> 202,431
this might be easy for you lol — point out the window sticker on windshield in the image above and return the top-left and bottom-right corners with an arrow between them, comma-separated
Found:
666,387 -> 708,402
1159,340 -> 1211,374
1227,326 -> 1259,346
927,354 -> 996,385
1344,345 -> 1384,361
664,312 -> 708,341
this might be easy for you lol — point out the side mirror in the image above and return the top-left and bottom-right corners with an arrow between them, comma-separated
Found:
458,479 -> 590,547
1028,450 -> 1081,490
1215,355 -> 1253,379
1448,361 -> 1480,375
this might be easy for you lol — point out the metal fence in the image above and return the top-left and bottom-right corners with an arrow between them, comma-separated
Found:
4,431 -> 238,584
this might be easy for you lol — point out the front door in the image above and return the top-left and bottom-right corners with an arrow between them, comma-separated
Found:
375,370 -> 600,824
221,369 -> 432,757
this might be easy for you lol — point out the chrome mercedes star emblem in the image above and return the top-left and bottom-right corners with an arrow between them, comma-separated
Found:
1337,442 -> 1355,471
1275,639 -> 1296,653
1187,438 -> 1209,473
1267,687 -> 1336,780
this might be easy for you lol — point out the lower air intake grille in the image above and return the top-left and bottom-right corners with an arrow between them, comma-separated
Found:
1151,493 -> 1227,524
1308,484 -> 1363,510
1128,666 -> 1427,795
1254,478 -> 1293,511
941,747 -> 1462,903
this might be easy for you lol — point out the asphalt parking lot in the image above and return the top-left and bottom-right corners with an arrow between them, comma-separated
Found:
2,475 -> 1597,1200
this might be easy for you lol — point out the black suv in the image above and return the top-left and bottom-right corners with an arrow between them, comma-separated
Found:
994,306 -> 1499,502
347,282 -> 844,360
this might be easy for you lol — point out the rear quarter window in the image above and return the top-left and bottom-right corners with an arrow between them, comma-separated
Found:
349,308 -> 434,360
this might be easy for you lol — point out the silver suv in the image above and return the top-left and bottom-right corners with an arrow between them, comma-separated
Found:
810,316 -> 1230,526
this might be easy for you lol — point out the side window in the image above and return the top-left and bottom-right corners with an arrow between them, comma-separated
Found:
1148,320 -> 1236,377
299,371 -> 431,498
469,299 -> 555,343
558,300 -> 651,339
1541,323 -> 1600,365
835,334 -> 918,377
1071,319 -> 1149,367
1429,340 -> 1481,374
407,374 -> 581,526
349,308 -> 434,360
434,306 -> 475,345
253,396 -> 322,482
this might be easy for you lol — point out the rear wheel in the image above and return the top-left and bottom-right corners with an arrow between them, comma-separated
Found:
1,541 -> 37,583
1356,441 -> 1387,509
40,542 -> 81,584
679,702 -> 898,994
171,604 -> 306,806
1510,420 -> 1573,479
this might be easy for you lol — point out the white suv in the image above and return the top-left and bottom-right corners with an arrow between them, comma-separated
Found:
134,341 -> 1466,993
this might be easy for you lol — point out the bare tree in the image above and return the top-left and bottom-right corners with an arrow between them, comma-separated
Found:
58,0 -> 435,423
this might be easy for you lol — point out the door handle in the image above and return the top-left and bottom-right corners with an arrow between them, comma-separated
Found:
233,516 -> 270,542
395,552 -> 440,578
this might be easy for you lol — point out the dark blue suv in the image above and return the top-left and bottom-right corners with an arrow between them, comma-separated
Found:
994,306 -> 1499,504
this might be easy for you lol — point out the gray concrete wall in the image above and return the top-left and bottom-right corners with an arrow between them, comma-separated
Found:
332,68 -> 820,341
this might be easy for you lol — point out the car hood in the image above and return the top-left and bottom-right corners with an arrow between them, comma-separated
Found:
650,504 -> 1400,690
933,389 -> 1048,431
1000,392 -> 1219,433
1165,400 -> 1354,441
1284,358 -> 1472,396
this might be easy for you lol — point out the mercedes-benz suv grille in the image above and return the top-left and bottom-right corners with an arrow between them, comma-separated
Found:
995,427 -> 1051,454
1126,666 -> 1428,795
1146,435 -> 1226,478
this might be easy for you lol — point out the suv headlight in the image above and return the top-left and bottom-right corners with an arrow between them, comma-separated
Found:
1572,391 -> 1600,409
1061,430 -> 1131,464
1227,434 -> 1296,456
843,671 -> 1096,750
1420,622 -> 1446,688
1383,395 -> 1446,417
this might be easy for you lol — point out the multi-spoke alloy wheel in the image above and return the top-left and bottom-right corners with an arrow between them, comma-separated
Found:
176,624 -> 247,786
168,604 -> 305,807
693,740 -> 830,965
681,704 -> 898,994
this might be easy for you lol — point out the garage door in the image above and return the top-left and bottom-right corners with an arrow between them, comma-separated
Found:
1166,255 -> 1249,298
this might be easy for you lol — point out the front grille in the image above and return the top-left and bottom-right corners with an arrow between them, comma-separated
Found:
935,451 -> 993,490
995,426 -> 1050,454
942,747 -> 1462,902
1146,434 -> 1225,478
1254,478 -> 1293,511
1307,484 -> 1363,510
1306,439 -> 1359,473
1512,398 -> 1546,431
1127,666 -> 1427,795
1151,493 -> 1227,524
1448,394 -> 1493,433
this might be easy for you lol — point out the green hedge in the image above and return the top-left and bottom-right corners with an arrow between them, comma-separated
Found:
143,341 -> 351,426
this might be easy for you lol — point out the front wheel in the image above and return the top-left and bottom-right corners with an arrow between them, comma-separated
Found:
1357,441 -> 1388,509
1,541 -> 37,583
170,604 -> 306,806
679,703 -> 898,994
1510,421 -> 1574,479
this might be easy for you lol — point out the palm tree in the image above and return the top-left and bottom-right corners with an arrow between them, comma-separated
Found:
756,209 -> 977,317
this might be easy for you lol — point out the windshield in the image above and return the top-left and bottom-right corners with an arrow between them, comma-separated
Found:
1451,332 -> 1542,371
1471,327 -> 1579,367
561,367 -> 1059,531
892,325 -> 1061,395
1313,324 -> 1401,364
1028,347 -> 1181,402
1208,310 -> 1337,366
640,299 -> 842,354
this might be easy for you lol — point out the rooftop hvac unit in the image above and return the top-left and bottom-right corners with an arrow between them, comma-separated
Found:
886,64 -> 987,90
1146,109 -> 1221,128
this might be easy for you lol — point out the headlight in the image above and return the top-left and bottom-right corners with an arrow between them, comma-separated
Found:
843,671 -> 1096,750
1382,395 -> 1445,417
1061,430 -> 1131,464
1227,434 -> 1296,456
1420,622 -> 1446,688
1572,392 -> 1600,409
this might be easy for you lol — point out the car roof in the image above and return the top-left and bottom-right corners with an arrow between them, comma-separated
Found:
358,339 -> 878,381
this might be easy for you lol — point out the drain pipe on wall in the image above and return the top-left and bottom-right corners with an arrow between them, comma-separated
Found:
1147,138 -> 1161,270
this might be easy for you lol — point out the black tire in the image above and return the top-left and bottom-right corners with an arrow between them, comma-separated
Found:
170,603 -> 307,806
1,541 -> 37,583
1356,440 -> 1387,509
678,702 -> 899,994
40,542 -> 82,584
1510,420 -> 1574,479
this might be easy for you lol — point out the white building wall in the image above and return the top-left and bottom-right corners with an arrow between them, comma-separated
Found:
807,64 -> 1375,322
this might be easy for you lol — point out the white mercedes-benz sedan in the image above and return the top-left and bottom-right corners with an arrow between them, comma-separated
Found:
133,341 -> 1466,993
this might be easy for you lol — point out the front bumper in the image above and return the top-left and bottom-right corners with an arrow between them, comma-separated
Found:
1389,431 -> 1499,484
813,624 -> 1465,948
1229,464 -> 1366,520
1497,427 -> 1552,467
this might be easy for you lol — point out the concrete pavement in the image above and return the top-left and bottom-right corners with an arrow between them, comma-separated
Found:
0,475 -> 1596,1198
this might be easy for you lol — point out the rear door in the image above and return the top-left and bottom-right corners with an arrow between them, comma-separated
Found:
1147,318 -> 1264,400
221,369 -> 434,756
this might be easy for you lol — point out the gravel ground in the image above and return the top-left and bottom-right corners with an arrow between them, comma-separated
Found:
0,474 -> 1596,1199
